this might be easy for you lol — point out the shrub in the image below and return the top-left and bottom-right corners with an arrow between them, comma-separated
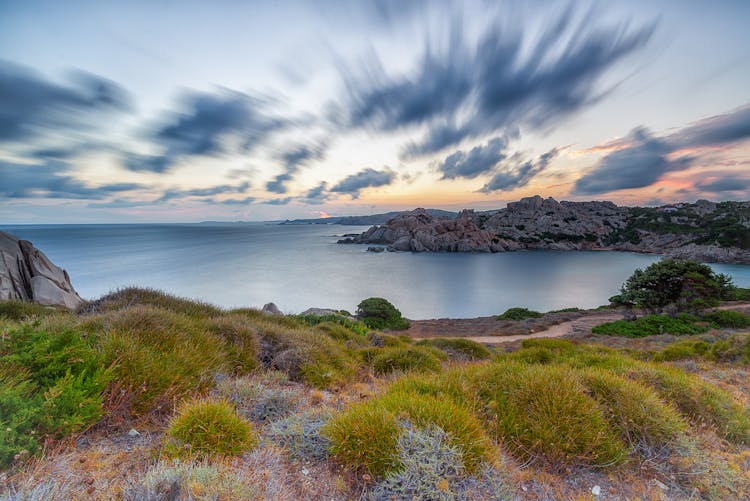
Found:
312,321 -> 370,347
592,314 -> 707,337
611,259 -> 733,314
496,307 -> 542,321
624,363 -> 750,444
727,286 -> 750,301
581,368 -> 687,448
166,398 -> 258,458
356,298 -> 410,330
325,390 -> 492,477
709,334 -> 750,363
84,305 -> 227,413
476,361 -> 627,467
215,376 -> 301,423
702,310 -> 750,328
80,287 -> 223,318
652,340 -> 710,362
415,338 -> 492,361
206,314 -> 260,372
268,409 -> 333,461
0,325 -> 109,467
369,425 -> 513,501
254,321 -> 357,388
295,313 -> 370,337
372,346 -> 443,375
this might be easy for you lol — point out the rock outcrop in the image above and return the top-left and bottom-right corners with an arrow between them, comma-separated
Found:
338,197 -> 750,264
0,231 -> 83,308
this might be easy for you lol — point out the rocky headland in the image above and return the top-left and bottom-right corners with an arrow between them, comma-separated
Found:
0,230 -> 83,308
338,195 -> 750,263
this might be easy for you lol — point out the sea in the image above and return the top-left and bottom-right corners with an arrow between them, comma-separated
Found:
2,223 -> 749,320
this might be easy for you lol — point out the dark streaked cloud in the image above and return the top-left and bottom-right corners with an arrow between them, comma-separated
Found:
126,89 -> 287,173
303,182 -> 330,204
0,60 -> 131,143
265,142 -> 326,194
437,134 -> 514,179
480,148 -> 559,192
157,181 -> 250,202
330,167 -> 396,198
575,104 -> 750,195
0,160 -> 141,199
343,8 -> 654,157
264,197 -> 293,205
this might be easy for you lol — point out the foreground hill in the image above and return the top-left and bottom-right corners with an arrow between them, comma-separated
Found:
339,196 -> 750,263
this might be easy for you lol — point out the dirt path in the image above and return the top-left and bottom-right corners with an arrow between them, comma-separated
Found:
409,302 -> 750,346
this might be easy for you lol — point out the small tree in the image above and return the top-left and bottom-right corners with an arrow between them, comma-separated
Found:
611,259 -> 733,317
356,297 -> 410,330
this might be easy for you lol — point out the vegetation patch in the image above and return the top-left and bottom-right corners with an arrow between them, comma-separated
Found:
165,398 -> 258,458
702,309 -> 750,328
371,346 -> 444,375
592,314 -> 707,337
415,338 -> 492,361
496,307 -> 543,321
0,324 -> 109,467
267,408 -> 333,461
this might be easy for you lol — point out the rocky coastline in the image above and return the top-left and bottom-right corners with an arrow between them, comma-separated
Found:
338,196 -> 750,264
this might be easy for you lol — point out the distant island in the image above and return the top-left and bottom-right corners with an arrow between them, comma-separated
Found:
338,195 -> 750,264
280,209 -> 458,226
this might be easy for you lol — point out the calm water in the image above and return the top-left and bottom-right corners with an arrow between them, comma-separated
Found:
3,224 -> 749,320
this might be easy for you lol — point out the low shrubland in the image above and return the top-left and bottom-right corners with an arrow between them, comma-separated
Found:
415,337 -> 492,361
592,313 -> 708,337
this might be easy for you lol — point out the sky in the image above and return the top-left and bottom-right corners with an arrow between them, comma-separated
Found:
1,0 -> 749,223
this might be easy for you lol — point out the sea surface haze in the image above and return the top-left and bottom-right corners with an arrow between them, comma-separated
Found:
3,223 -> 749,320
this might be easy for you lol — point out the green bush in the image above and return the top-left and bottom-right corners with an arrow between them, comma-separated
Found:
652,340 -> 710,362
702,310 -> 750,328
496,307 -> 543,321
476,361 -> 627,467
166,398 -> 258,458
592,314 -> 707,337
415,338 -> 492,361
325,390 -> 492,477
709,334 -> 750,363
295,313 -> 370,337
313,321 -> 370,347
0,325 -> 109,467
727,287 -> 750,301
356,298 -> 410,330
372,346 -> 443,375
206,314 -> 260,372
612,259 -> 733,314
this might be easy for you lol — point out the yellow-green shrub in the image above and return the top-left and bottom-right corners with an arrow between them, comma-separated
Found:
371,346 -> 443,375
81,287 -> 222,318
325,390 -> 492,477
415,338 -> 492,361
166,398 -> 257,458
207,314 -> 259,372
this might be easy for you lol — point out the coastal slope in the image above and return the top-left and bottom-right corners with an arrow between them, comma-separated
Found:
339,195 -> 750,263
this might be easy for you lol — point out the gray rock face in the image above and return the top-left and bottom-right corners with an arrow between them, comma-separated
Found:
262,302 -> 282,315
338,197 -> 750,264
0,231 -> 83,308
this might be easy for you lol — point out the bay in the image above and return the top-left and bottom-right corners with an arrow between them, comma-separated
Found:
2,223 -> 749,320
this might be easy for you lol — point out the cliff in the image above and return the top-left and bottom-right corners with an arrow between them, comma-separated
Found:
338,196 -> 750,263
0,231 -> 83,308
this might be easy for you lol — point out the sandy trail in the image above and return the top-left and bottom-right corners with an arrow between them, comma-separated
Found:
411,302 -> 750,346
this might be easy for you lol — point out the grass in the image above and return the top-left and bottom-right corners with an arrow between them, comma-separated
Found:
165,397 -> 258,458
496,307 -> 543,321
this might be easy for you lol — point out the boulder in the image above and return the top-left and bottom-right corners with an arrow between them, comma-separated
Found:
262,302 -> 282,315
0,231 -> 83,309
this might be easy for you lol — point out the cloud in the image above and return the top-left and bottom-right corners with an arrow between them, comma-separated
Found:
0,160 -> 142,199
302,182 -> 330,204
264,197 -> 293,205
126,89 -> 287,173
437,134 -> 515,179
480,148 -> 559,192
342,8 -> 654,157
265,142 -> 327,193
575,104 -> 750,195
330,167 -> 396,198
157,181 -> 250,202
695,176 -> 750,193
0,60 -> 131,143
